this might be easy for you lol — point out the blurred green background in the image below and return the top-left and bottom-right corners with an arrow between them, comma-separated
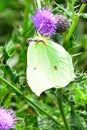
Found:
0,0 -> 87,129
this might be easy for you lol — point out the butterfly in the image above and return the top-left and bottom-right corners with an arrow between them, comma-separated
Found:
26,36 -> 75,96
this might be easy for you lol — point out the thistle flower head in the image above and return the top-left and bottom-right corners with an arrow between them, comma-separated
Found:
31,7 -> 57,37
0,107 -> 16,130
56,15 -> 69,33
81,0 -> 87,3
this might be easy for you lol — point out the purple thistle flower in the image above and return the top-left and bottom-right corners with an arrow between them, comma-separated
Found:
31,7 -> 57,37
0,107 -> 16,130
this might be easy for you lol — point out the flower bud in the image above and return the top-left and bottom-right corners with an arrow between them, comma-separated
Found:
81,0 -> 87,3
56,15 -> 69,33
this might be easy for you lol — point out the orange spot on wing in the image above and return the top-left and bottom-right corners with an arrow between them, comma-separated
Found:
54,66 -> 58,70
34,67 -> 36,70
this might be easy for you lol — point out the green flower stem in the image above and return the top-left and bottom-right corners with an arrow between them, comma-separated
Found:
56,88 -> 70,130
67,1 -> 75,19
65,4 -> 86,47
36,0 -> 41,9
53,1 -> 70,17
23,0 -> 36,33
23,0 -> 30,33
0,76 -> 60,126
44,0 -> 50,6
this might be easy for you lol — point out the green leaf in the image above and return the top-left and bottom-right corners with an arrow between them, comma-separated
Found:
71,107 -> 86,130
37,116 -> 59,130
81,13 -> 87,19
5,40 -> 15,57
0,46 -> 3,58
27,36 -> 75,96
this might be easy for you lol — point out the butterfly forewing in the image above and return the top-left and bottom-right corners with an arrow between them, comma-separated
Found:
27,39 -> 75,96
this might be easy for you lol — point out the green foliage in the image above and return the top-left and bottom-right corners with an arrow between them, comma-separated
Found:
6,40 -> 16,57
0,0 -> 87,130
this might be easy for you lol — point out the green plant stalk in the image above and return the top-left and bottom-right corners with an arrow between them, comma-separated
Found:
36,0 -> 41,9
23,0 -> 29,33
67,1 -> 75,19
0,76 -> 60,126
56,88 -> 70,130
23,0 -> 36,33
65,4 -> 86,44
53,1 -> 70,17
31,0 -> 37,9
44,0 -> 50,6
